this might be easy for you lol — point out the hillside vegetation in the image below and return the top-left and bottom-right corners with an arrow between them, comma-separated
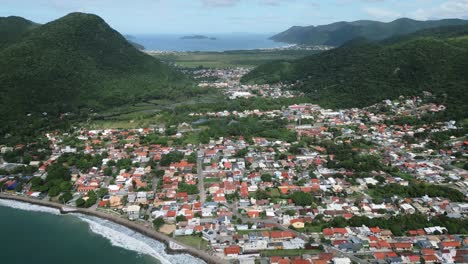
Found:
0,12 -> 194,119
0,16 -> 38,49
271,18 -> 468,46
243,25 -> 468,120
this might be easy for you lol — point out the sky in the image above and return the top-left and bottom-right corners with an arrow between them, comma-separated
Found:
1,0 -> 468,34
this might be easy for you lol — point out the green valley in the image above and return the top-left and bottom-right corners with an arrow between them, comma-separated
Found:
151,49 -> 322,68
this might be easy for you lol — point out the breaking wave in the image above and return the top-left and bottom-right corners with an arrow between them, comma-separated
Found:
0,199 -> 60,215
0,199 -> 206,264
76,214 -> 206,264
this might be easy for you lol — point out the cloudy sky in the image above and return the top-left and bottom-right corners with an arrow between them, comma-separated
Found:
1,0 -> 468,34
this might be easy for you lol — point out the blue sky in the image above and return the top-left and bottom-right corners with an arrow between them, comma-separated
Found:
1,0 -> 468,34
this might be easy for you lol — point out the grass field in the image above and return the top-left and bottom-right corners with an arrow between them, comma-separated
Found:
236,229 -> 269,235
85,90 -> 223,129
174,235 -> 209,250
152,49 -> 320,68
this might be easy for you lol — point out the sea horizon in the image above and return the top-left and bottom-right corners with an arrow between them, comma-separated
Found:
128,33 -> 289,52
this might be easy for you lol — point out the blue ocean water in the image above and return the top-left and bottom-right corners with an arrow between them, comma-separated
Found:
130,33 -> 287,51
0,200 -> 205,264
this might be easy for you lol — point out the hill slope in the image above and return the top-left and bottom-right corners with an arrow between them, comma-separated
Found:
0,16 -> 38,49
243,25 -> 468,119
271,18 -> 468,46
0,12 -> 191,119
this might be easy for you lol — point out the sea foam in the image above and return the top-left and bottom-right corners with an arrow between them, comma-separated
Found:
0,199 -> 60,215
0,199 -> 205,264
77,215 -> 206,264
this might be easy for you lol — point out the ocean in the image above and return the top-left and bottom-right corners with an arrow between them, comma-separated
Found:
0,200 -> 205,264
130,33 -> 288,52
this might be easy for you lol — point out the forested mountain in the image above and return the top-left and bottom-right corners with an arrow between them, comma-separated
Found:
0,16 -> 38,49
271,18 -> 468,46
243,25 -> 468,120
0,12 -> 191,120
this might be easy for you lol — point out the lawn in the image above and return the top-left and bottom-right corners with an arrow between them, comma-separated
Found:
236,229 -> 269,235
174,235 -> 209,250
260,249 -> 322,257
204,177 -> 221,183
269,188 -> 281,197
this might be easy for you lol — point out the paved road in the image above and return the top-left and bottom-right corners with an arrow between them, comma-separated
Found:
228,201 -> 309,241
197,150 -> 206,204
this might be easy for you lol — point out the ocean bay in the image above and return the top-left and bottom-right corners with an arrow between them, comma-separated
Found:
0,201 -> 204,264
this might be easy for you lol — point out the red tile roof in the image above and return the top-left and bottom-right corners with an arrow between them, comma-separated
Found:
224,245 -> 241,255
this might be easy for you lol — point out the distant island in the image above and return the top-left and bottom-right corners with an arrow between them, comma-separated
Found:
180,35 -> 216,40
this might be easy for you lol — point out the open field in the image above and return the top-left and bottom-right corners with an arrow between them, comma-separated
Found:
152,49 -> 321,68
85,90 -> 223,129
174,235 -> 210,250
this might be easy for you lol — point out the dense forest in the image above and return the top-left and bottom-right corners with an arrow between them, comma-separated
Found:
0,13 -> 198,142
0,16 -> 38,49
243,25 -> 468,121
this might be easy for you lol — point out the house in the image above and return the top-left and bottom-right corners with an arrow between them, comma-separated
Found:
127,205 -> 141,221
439,241 -> 461,249
333,257 -> 351,264
109,196 -> 122,207
290,219 -> 305,229
391,242 -> 413,251
224,245 -> 241,257
270,231 -> 295,241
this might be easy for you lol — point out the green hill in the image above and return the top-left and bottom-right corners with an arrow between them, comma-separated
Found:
0,12 -> 192,119
271,18 -> 468,46
243,25 -> 468,120
0,16 -> 38,49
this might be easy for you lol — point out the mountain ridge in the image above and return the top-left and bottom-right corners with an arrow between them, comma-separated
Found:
0,16 -> 39,49
271,18 -> 468,46
244,25 -> 468,120
0,12 -> 192,120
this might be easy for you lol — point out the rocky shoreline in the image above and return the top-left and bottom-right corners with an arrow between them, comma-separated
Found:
0,194 -> 227,264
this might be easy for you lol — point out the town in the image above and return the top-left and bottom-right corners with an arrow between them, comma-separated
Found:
1,92 -> 467,264
193,67 -> 299,99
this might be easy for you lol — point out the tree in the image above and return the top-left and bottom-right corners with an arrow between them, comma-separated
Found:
160,151 -> 184,167
176,215 -> 187,222
76,198 -> 85,207
48,186 -> 61,197
284,209 -> 296,216
97,188 -> 109,198
261,173 -> 272,182
291,191 -> 313,206
255,190 -> 269,200
59,181 -> 72,192
59,192 -> 73,203
187,152 -> 197,164
104,167 -> 113,176
178,181 -> 199,194
153,217 -> 165,230
46,164 -> 71,182
155,170 -> 165,178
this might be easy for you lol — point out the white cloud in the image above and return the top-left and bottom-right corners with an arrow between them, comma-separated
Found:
362,0 -> 468,21
258,0 -> 296,6
364,7 -> 402,20
409,0 -> 468,19
201,0 -> 240,7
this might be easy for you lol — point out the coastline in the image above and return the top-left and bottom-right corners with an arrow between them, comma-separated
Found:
0,194 -> 226,264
